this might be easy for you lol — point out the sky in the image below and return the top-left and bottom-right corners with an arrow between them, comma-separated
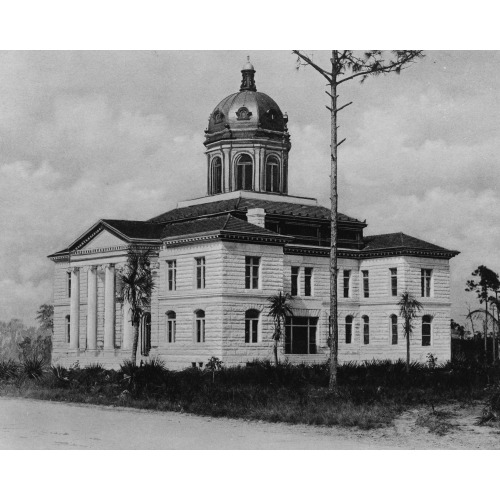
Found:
0,50 -> 499,326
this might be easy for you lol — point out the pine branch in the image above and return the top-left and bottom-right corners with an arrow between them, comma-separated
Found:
293,50 -> 332,83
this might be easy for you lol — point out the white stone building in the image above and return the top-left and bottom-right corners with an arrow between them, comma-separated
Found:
49,61 -> 459,369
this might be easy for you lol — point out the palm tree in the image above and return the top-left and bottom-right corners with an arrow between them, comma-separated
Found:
398,291 -> 423,373
36,304 -> 54,331
267,291 -> 293,365
118,246 -> 155,365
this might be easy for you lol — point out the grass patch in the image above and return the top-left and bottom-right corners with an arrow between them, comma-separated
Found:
0,358 -> 498,430
415,410 -> 456,436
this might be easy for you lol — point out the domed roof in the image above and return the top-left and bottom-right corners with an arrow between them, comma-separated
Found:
204,60 -> 289,147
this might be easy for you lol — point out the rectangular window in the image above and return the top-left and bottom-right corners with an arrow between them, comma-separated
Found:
363,317 -> 370,345
245,257 -> 260,289
422,316 -> 432,346
343,270 -> 351,298
391,315 -> 398,345
67,271 -> 71,298
245,316 -> 259,343
196,317 -> 205,342
390,268 -> 398,296
362,270 -> 369,298
345,317 -> 353,344
284,317 -> 318,354
291,266 -> 300,296
167,316 -> 176,343
421,269 -> 432,297
196,257 -> 206,289
167,260 -> 177,291
304,267 -> 313,296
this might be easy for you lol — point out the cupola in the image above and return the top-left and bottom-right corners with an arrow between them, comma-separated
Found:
204,58 -> 291,196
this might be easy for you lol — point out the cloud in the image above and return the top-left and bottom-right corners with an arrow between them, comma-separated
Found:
0,51 -> 498,327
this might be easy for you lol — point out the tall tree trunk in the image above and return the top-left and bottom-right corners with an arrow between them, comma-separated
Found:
131,322 -> 140,365
493,290 -> 500,363
484,295 -> 488,366
328,51 -> 339,391
274,319 -> 281,366
406,319 -> 410,374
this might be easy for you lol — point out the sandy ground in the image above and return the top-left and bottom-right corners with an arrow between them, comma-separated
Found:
1,397 -> 499,449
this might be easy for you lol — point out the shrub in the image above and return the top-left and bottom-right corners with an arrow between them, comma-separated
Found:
0,359 -> 19,380
21,355 -> 46,380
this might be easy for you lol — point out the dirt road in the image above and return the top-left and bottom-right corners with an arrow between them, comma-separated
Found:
1,397 -> 499,449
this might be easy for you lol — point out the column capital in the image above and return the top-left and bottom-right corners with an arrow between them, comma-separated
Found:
68,266 -> 80,274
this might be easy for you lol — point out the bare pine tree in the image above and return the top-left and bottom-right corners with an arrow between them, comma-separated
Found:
293,50 -> 423,390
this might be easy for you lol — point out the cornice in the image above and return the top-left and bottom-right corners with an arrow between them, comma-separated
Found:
284,244 -> 458,260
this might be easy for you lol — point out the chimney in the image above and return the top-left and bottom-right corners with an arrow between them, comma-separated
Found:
246,208 -> 266,228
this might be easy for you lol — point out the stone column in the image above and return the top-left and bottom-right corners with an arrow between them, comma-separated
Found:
69,267 -> 80,349
122,298 -> 133,350
86,266 -> 97,350
104,264 -> 115,350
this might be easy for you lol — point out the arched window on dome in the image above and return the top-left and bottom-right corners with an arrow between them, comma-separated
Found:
235,154 -> 253,191
211,157 -> 222,194
264,156 -> 280,193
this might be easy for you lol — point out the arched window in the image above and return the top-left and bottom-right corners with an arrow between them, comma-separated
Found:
422,315 -> 432,346
245,309 -> 260,343
65,315 -> 71,343
264,156 -> 280,193
195,310 -> 205,343
166,311 -> 176,343
235,154 -> 253,190
391,314 -> 398,345
345,315 -> 353,344
211,157 -> 222,194
140,313 -> 151,356
362,315 -> 369,345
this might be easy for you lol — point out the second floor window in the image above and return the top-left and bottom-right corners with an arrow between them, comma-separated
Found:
343,270 -> 351,298
390,268 -> 398,296
196,257 -> 206,289
167,260 -> 176,291
391,314 -> 398,345
291,266 -> 300,296
304,268 -> 313,296
421,269 -> 432,297
345,315 -> 353,344
67,271 -> 71,298
362,270 -> 369,298
245,257 -> 260,289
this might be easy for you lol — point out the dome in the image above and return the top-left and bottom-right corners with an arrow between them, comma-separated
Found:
204,61 -> 289,147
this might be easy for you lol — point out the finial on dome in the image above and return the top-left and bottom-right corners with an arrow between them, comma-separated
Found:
240,57 -> 256,91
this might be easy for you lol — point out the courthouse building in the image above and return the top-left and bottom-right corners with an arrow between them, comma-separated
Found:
49,60 -> 459,369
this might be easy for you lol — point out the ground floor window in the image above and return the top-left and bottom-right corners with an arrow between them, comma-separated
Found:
422,315 -> 432,346
195,310 -> 205,343
285,317 -> 318,354
140,313 -> 151,356
345,315 -> 353,344
245,309 -> 259,343
391,314 -> 398,345
362,315 -> 369,345
166,311 -> 176,343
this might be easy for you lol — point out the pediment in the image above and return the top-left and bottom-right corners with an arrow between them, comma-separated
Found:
78,228 -> 127,251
